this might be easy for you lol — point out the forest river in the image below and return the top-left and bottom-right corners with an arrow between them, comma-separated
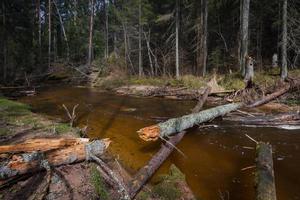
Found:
20,86 -> 300,200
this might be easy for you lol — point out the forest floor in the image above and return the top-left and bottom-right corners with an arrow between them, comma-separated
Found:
0,97 -> 195,200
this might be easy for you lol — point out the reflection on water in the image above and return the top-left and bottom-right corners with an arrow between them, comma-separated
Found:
21,86 -> 300,200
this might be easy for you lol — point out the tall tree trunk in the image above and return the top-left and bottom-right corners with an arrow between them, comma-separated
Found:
87,0 -> 94,67
175,0 -> 180,79
196,0 -> 208,77
48,0 -> 52,69
281,0 -> 288,80
36,0 -> 42,62
104,0 -> 109,59
2,1 -> 7,83
240,0 -> 250,76
138,0 -> 143,77
53,0 -> 70,61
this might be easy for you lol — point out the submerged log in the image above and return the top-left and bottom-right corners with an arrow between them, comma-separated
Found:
129,132 -> 185,199
0,139 -> 110,181
0,138 -> 89,154
138,103 -> 243,141
256,142 -> 277,200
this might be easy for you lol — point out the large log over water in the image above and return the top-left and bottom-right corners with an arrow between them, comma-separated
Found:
0,139 -> 110,181
138,103 -> 243,141
256,142 -> 277,200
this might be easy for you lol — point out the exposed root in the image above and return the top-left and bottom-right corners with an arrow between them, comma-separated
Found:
137,125 -> 161,141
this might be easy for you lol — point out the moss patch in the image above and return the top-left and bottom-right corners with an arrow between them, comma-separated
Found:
0,97 -> 30,118
90,164 -> 109,200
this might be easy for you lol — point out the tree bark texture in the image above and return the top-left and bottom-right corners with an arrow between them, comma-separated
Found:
256,142 -> 277,200
138,103 -> 243,141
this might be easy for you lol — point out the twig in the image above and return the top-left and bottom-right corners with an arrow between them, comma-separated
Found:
245,134 -> 258,144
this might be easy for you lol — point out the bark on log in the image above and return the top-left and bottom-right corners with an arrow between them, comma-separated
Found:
256,142 -> 277,200
0,139 -> 110,181
192,87 -> 211,113
129,132 -> 185,199
0,138 -> 90,154
138,103 -> 243,141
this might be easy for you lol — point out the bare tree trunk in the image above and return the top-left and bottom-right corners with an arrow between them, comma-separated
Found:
196,0 -> 208,77
281,0 -> 288,80
144,31 -> 154,76
36,0 -> 42,62
2,1 -> 7,83
48,0 -> 52,69
240,0 -> 250,76
104,0 -> 109,59
53,0 -> 70,61
138,0 -> 143,77
175,0 -> 180,79
87,0 -> 94,67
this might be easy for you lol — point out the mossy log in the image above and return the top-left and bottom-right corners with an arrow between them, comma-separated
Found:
0,138 -> 90,154
256,142 -> 277,200
138,103 -> 243,141
0,139 -> 110,181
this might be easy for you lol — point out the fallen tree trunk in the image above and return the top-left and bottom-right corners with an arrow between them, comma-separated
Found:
0,138 -> 90,154
138,79 -> 300,141
256,142 -> 277,200
138,103 -> 243,141
0,139 -> 110,181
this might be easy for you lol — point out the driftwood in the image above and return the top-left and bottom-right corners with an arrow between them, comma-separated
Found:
256,142 -> 277,200
0,138 -> 89,154
129,87 -> 210,198
0,139 -> 110,181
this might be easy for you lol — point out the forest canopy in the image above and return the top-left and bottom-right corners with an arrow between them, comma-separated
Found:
0,0 -> 299,84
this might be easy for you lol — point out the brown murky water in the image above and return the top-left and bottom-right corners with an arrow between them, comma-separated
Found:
20,86 -> 300,200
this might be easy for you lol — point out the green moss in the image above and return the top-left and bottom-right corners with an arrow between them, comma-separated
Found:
90,165 -> 109,200
151,164 -> 186,200
219,73 -> 245,90
0,97 -> 30,117
51,123 -> 73,134
0,127 -> 11,136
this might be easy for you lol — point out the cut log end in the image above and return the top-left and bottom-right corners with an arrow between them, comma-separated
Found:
138,125 -> 161,141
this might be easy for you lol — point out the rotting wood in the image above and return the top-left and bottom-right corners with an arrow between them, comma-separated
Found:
0,138 -> 89,154
0,139 -> 110,181
256,142 -> 277,200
